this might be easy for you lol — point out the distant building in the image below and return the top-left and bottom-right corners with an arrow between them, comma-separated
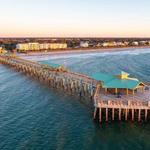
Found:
131,41 -> 139,46
124,41 -> 130,46
39,43 -> 50,50
16,43 -> 67,51
102,42 -> 117,47
80,41 -> 89,48
139,41 -> 147,46
16,43 -> 39,51
96,43 -> 102,47
49,43 -> 67,49
116,42 -> 126,47
28,43 -> 40,51
0,47 -> 7,54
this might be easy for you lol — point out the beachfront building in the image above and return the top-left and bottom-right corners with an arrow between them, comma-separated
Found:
0,47 -> 7,54
131,41 -> 139,46
16,43 -> 29,51
39,43 -> 50,50
28,43 -> 40,51
16,43 -> 67,51
96,43 -> 102,47
49,43 -> 67,50
80,41 -> 89,48
92,71 -> 146,95
116,42 -> 126,47
102,42 -> 117,47
147,41 -> 150,45
139,41 -> 147,46
16,43 -> 40,51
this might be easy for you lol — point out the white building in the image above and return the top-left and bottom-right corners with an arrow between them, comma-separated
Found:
16,43 -> 29,51
139,41 -> 147,45
80,41 -> 89,48
28,43 -> 40,51
16,43 -> 67,51
39,43 -> 50,50
102,42 -> 117,47
49,43 -> 67,49
116,42 -> 126,46
131,41 -> 139,46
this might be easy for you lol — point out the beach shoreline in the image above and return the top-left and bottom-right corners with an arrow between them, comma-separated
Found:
17,46 -> 150,57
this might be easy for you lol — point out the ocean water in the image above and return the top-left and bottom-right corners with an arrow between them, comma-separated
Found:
1,48 -> 150,150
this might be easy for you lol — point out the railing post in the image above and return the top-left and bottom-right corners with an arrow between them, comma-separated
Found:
112,108 -> 114,121
106,108 -> 108,122
145,109 -> 148,121
132,109 -> 134,121
125,109 -> 128,121
99,108 -> 102,123
119,108 -> 121,121
93,107 -> 97,119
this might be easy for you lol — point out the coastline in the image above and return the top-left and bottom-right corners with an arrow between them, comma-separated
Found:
17,46 -> 150,56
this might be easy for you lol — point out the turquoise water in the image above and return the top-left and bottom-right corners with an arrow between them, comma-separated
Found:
1,48 -> 150,150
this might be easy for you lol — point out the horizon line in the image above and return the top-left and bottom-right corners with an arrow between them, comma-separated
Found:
1,36 -> 150,39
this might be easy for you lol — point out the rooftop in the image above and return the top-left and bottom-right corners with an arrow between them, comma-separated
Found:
92,71 -> 144,90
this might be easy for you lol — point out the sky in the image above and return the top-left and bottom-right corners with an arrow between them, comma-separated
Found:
0,0 -> 150,37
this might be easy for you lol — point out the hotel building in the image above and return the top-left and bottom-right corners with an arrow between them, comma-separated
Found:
16,43 -> 67,51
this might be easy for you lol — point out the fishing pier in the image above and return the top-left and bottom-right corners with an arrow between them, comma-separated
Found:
0,55 -> 150,123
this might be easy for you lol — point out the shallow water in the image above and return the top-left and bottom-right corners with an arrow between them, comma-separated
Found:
1,48 -> 150,150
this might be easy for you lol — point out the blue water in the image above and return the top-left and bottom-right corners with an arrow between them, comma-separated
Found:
1,48 -> 150,150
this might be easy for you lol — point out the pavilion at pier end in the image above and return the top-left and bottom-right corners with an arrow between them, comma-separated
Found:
92,71 -> 150,122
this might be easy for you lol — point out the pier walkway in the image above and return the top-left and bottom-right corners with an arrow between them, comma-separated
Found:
0,55 -> 96,97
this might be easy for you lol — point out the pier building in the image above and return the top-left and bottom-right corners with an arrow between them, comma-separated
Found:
92,71 -> 145,95
16,43 -> 67,52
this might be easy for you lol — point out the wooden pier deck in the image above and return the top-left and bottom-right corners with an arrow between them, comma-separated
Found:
0,55 -> 97,97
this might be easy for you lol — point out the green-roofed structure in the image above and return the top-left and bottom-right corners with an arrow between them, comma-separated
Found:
92,71 -> 145,95
40,61 -> 67,71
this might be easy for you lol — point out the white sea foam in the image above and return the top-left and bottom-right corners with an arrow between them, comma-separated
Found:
20,48 -> 150,61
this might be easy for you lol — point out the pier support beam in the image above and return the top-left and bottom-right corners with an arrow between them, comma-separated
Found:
119,108 -> 121,121
126,88 -> 129,95
132,109 -> 134,121
145,109 -> 148,121
106,108 -> 108,122
115,88 -> 118,94
132,90 -> 135,96
105,88 -> 107,94
125,109 -> 128,121
138,109 -> 141,122
99,108 -> 102,123
93,107 -> 97,119
112,108 -> 114,121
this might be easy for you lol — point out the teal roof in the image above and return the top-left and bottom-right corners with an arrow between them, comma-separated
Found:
92,72 -> 142,90
40,61 -> 62,68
